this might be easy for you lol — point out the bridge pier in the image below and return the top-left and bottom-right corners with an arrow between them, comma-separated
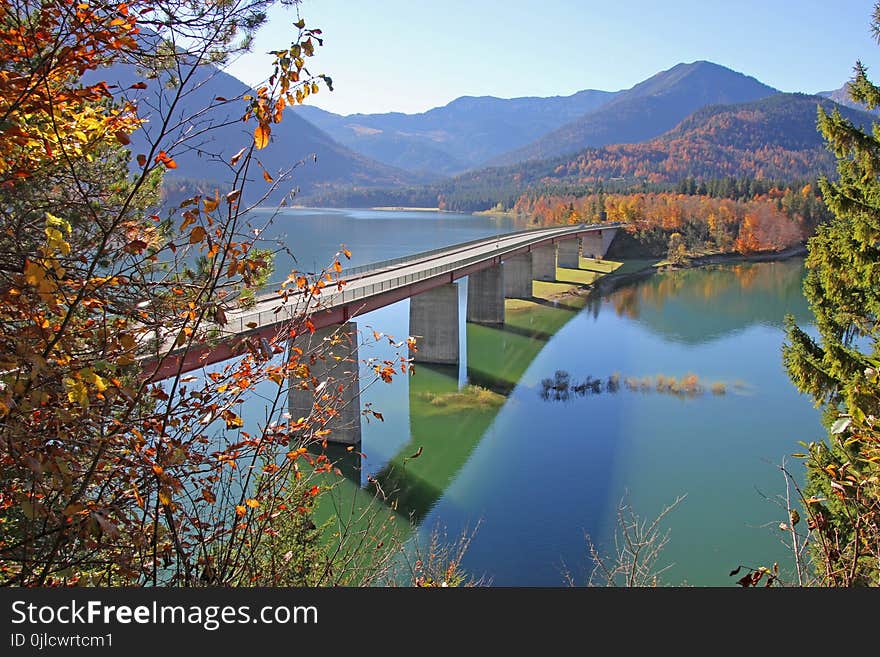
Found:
504,254 -> 533,299
557,238 -> 580,268
532,244 -> 556,281
288,321 -> 362,445
410,283 -> 459,364
467,266 -> 504,325
581,228 -> 618,259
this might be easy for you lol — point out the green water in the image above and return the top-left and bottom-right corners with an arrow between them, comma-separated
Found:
341,258 -> 822,586
222,208 -> 823,586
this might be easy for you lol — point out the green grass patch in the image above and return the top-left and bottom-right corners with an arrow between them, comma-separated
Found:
611,258 -> 661,275
555,265 -> 602,285
414,384 -> 505,413
553,257 -> 659,286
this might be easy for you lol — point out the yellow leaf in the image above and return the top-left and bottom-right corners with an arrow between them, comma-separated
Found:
254,124 -> 270,149
245,498 -> 259,508
63,377 -> 89,406
235,505 -> 246,517
23,259 -> 43,287
81,369 -> 108,392
203,194 -> 220,213
45,212 -> 71,232
223,411 -> 244,429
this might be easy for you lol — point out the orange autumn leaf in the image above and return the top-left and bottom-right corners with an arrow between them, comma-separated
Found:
154,150 -> 177,169
245,498 -> 259,508
189,226 -> 207,244
235,505 -> 246,517
254,124 -> 270,149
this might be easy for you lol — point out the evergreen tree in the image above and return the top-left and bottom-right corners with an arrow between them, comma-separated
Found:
782,5 -> 880,585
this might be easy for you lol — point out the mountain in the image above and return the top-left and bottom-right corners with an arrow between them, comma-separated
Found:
302,93 -> 875,211
817,83 -> 880,114
295,89 -> 618,176
95,59 -> 421,203
546,93 -> 874,183
489,61 -> 779,167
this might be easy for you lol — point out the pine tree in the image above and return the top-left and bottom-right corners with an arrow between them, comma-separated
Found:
782,5 -> 880,585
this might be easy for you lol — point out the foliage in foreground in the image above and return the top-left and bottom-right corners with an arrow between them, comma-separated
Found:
0,0 -> 422,587
782,4 -> 880,586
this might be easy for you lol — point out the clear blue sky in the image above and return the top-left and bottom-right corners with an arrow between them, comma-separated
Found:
224,0 -> 880,115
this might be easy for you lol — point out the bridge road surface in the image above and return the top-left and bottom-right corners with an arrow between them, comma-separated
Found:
144,222 -> 620,381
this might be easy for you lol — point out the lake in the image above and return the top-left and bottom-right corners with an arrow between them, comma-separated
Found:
244,207 -> 824,586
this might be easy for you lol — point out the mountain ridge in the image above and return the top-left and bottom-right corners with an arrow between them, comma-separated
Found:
487,61 -> 780,167
93,59 -> 423,204
294,88 -> 619,175
300,92 -> 876,211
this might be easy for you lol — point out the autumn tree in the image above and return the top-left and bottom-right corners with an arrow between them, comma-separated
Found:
782,4 -> 880,585
665,232 -> 687,265
0,0 -> 409,587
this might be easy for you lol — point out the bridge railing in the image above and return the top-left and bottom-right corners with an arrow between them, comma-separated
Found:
230,222 -> 621,334
250,222 -> 617,301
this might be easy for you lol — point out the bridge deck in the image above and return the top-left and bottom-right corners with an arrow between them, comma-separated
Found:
144,222 -> 620,380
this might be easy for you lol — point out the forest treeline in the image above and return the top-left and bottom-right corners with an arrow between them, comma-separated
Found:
512,184 -> 829,256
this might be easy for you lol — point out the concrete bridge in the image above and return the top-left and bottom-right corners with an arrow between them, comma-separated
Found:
147,224 -> 619,444
145,222 -> 619,383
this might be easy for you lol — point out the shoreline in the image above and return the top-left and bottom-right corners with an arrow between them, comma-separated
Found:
369,206 -> 442,212
544,244 -> 808,301
472,209 -> 522,219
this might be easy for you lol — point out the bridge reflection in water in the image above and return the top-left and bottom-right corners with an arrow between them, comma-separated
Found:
306,260 -> 598,538
305,258 -> 812,544
300,257 -> 814,584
